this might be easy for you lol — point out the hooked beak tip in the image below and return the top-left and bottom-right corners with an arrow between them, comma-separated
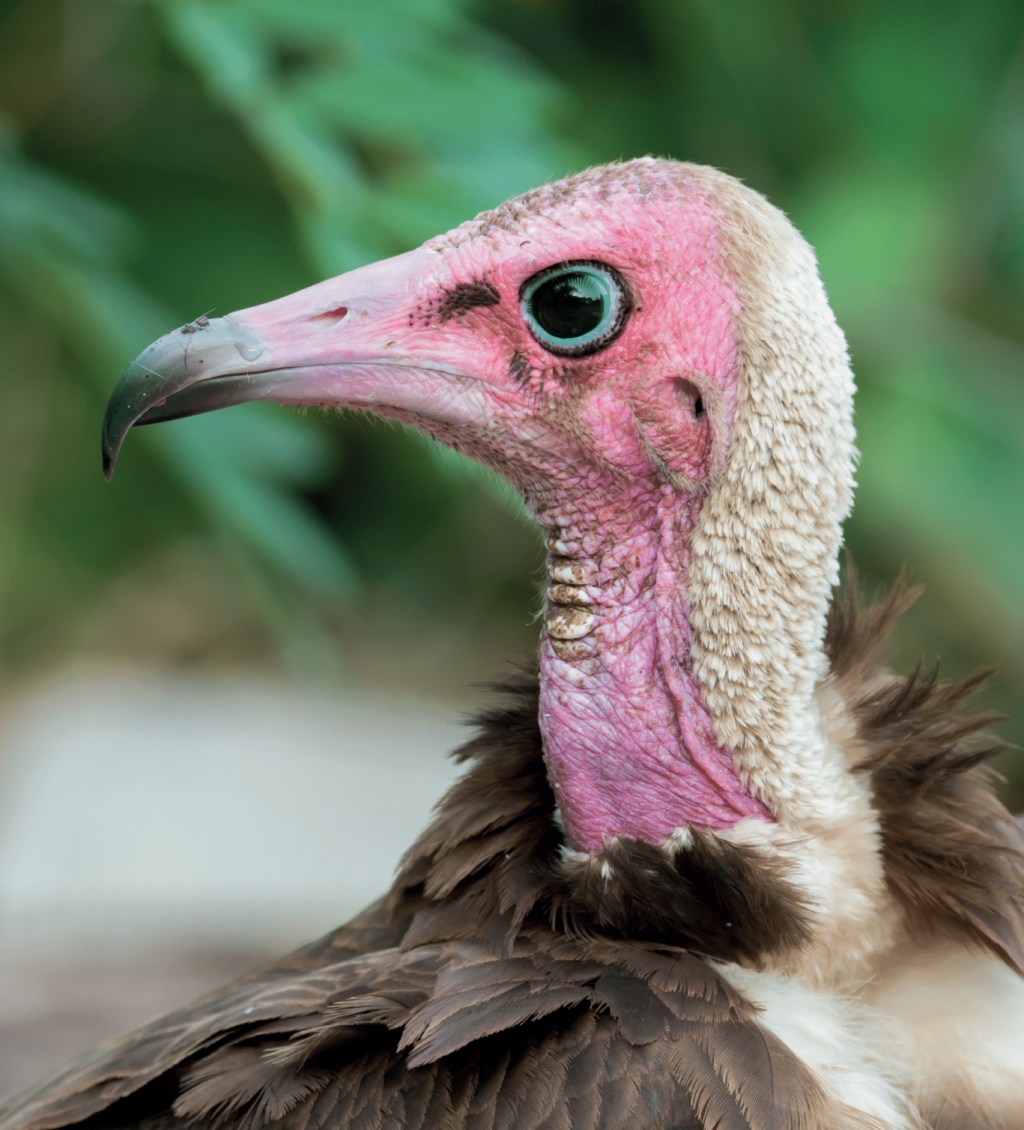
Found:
99,315 -> 271,479
100,409 -> 124,481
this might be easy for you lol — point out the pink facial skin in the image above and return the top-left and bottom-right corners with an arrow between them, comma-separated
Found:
182,161 -> 774,850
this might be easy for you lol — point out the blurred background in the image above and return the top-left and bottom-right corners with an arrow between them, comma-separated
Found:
0,0 -> 1021,1094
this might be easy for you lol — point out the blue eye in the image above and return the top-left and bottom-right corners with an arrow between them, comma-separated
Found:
520,262 -> 630,356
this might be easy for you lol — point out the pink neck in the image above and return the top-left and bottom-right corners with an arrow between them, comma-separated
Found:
535,486 -> 770,852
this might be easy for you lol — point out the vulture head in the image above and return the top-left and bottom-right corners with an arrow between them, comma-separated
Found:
102,159 -> 1010,989
1,155 -> 1018,1130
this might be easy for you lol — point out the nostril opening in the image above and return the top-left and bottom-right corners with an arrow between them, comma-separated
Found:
694,396 -> 704,418
315,305 -> 349,321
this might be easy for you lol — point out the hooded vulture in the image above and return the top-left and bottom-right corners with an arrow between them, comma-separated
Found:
2,159 -> 1022,1130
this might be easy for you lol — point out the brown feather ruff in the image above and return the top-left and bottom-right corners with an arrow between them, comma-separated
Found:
2,580 -> 1019,1129
826,574 -> 1024,974
396,673 -> 813,965
0,678 -> 864,1130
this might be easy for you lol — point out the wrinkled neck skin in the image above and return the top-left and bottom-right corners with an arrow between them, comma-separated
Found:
529,472 -> 897,990
532,481 -> 769,853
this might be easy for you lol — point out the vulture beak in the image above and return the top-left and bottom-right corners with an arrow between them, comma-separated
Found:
101,315 -> 270,478
101,246 -> 501,479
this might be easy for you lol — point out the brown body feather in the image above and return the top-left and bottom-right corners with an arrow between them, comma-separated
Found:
826,578 -> 1024,974
0,584 -> 1021,1130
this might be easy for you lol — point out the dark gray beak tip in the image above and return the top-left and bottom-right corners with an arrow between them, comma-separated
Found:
99,316 -> 270,480
101,426 -> 120,480
100,363 -> 148,481
100,403 -> 123,481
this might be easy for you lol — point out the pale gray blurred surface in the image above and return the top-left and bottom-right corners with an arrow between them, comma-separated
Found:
0,669 -> 465,1100
0,947 -> 269,1102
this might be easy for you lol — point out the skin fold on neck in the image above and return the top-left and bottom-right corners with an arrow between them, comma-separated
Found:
533,483 -> 770,853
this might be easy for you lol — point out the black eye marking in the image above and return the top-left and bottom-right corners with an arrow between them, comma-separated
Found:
437,279 -> 500,323
508,350 -> 530,384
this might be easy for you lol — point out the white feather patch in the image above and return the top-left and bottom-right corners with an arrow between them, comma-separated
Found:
866,940 -> 1024,1124
717,963 -> 919,1129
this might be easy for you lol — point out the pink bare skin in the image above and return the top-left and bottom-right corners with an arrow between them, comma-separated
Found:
103,160 -> 771,852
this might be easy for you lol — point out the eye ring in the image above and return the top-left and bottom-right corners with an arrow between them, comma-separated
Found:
519,261 -> 631,357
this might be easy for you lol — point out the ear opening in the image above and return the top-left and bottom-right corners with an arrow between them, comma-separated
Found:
628,373 -> 723,492
683,374 -> 730,487
672,377 -> 705,419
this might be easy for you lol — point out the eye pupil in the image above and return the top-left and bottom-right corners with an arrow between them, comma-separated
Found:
520,261 -> 630,357
531,273 -> 605,340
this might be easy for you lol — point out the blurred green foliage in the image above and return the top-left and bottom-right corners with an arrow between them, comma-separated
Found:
0,1 -> 1021,764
